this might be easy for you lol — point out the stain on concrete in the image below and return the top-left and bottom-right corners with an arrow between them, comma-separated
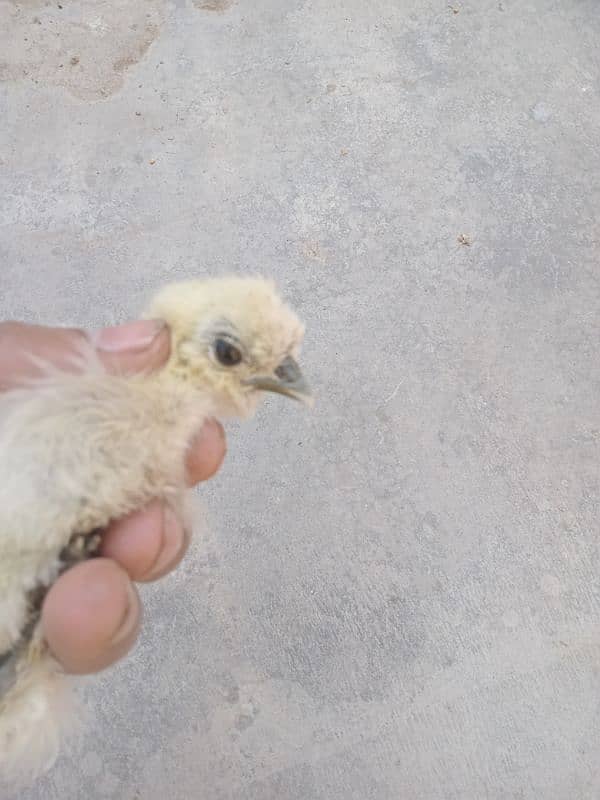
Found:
193,0 -> 234,12
113,26 -> 158,75
0,0 -> 164,100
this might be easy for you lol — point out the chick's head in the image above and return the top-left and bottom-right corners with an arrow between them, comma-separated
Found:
145,276 -> 311,417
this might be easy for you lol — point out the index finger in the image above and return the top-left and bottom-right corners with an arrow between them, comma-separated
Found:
0,319 -> 171,390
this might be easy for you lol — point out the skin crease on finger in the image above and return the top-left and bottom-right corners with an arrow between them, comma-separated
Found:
0,321 -> 227,674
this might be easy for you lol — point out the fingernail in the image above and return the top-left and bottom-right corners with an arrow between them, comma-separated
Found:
95,319 -> 165,354
109,579 -> 141,647
144,506 -> 186,579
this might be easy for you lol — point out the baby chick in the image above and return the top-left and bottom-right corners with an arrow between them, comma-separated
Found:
0,276 -> 310,785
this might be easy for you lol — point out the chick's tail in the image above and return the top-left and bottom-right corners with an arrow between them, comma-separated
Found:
0,645 -> 80,787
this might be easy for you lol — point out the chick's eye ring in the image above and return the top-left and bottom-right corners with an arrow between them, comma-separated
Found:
214,338 -> 243,367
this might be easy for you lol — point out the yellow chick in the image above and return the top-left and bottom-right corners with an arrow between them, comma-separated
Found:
0,276 -> 310,786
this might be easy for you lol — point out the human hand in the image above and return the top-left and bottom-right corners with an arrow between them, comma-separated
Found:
0,319 -> 226,674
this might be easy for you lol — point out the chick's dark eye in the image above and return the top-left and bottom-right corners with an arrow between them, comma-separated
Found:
214,338 -> 242,367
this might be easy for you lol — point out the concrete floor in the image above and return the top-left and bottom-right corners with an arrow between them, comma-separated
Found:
1,0 -> 600,797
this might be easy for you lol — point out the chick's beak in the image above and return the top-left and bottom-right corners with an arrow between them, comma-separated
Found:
244,355 -> 313,406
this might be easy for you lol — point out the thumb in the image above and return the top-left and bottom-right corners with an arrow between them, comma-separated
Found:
0,319 -> 171,390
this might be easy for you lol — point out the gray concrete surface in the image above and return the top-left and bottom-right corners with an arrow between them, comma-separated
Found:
1,0 -> 600,797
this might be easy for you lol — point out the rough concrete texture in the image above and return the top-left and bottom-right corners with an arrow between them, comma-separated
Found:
1,0 -> 600,797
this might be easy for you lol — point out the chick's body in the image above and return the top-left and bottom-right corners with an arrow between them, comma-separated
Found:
0,277 -> 308,785
0,369 -> 202,652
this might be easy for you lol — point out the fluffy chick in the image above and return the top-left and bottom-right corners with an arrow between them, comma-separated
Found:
0,276 -> 310,785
